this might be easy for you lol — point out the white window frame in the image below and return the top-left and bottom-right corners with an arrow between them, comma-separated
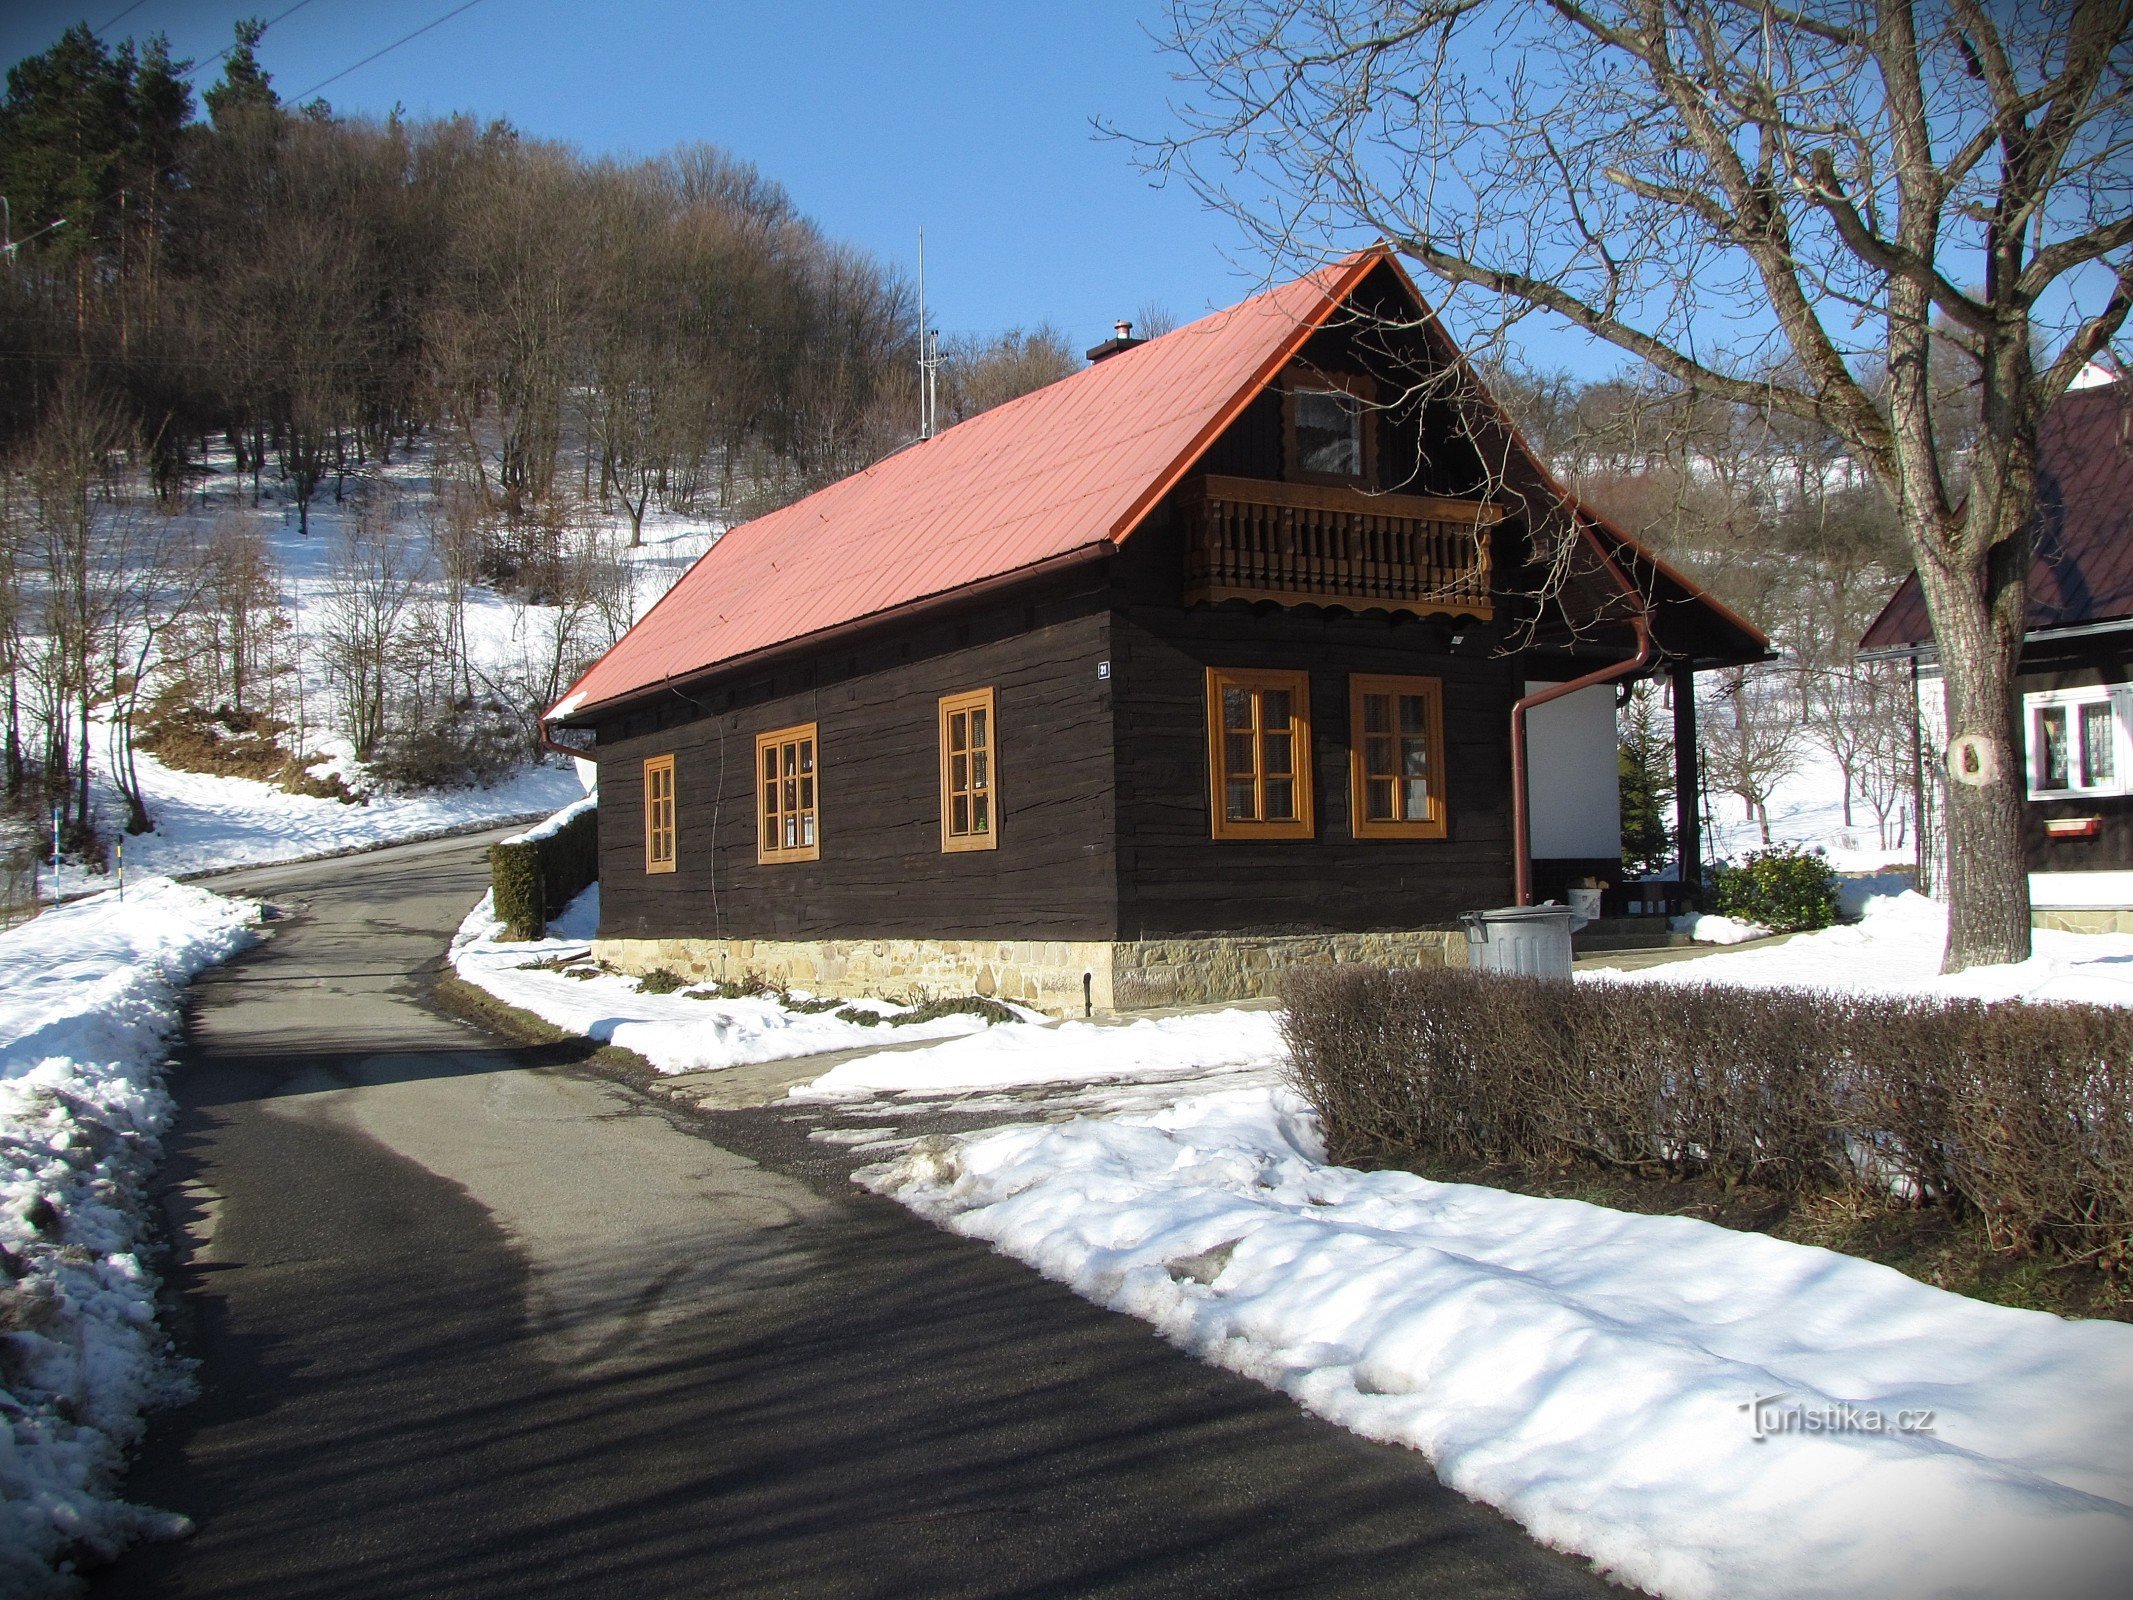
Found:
2025,685 -> 2132,799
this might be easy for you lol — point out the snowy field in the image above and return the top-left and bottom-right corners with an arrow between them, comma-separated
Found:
44,449 -> 719,895
448,886 -> 1034,1074
768,901 -> 2133,1600
48,746 -> 584,896
1622,890 -> 2133,1006
1704,746 -> 1914,874
0,878 -> 259,1595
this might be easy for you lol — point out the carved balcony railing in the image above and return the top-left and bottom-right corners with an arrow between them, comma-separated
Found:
1182,473 -> 1500,618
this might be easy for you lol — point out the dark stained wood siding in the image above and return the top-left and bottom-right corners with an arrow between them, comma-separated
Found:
579,261 -> 1652,947
2015,639 -> 2133,873
590,586 -> 1119,942
1107,516 -> 1518,936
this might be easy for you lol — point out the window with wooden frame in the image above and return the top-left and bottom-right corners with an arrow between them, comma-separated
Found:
1348,675 -> 1448,839
643,754 -> 676,873
939,687 -> 999,852
1284,370 -> 1376,485
755,722 -> 820,863
1206,668 -> 1315,840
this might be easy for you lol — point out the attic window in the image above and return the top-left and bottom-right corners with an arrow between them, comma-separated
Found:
1286,373 -> 1375,483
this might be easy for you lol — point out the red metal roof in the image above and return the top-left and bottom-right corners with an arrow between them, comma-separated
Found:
1861,380 -> 2133,652
549,253 -> 1379,720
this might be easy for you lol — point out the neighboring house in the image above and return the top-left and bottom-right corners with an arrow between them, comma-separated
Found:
1860,369 -> 2133,930
544,249 -> 1766,1013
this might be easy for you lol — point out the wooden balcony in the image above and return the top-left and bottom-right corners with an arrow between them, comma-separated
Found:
1182,474 -> 1499,618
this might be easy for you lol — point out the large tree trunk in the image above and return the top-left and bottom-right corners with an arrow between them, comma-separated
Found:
1912,549 -> 2032,971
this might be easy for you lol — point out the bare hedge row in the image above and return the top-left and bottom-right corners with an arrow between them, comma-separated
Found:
1279,966 -> 2133,1270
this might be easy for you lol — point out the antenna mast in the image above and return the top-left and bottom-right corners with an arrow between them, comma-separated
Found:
917,227 -> 941,439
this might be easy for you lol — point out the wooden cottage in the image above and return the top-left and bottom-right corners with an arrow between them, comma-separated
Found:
1862,370 -> 2133,931
545,250 -> 1766,1012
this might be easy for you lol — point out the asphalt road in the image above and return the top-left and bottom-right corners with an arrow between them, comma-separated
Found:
93,832 -> 1618,1600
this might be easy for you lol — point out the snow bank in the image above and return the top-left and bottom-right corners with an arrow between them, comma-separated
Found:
1,878 -> 259,1594
869,1083 -> 2133,1600
1669,911 -> 1771,945
51,745 -> 584,895
499,792 -> 597,846
1614,890 -> 2133,1006
788,1008 -> 1286,1103
448,887 -> 1022,1073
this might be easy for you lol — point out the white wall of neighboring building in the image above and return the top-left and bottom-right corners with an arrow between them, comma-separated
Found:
2030,871 -> 2133,909
1525,681 -> 1622,860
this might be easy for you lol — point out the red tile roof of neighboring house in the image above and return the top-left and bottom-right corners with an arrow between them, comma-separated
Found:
1860,379 -> 2133,652
548,253 -> 1380,721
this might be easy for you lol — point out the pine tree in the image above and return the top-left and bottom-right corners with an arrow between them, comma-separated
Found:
204,19 -> 278,131
1619,683 -> 1675,880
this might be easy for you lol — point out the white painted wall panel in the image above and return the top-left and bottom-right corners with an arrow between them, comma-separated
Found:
1525,681 -> 1623,860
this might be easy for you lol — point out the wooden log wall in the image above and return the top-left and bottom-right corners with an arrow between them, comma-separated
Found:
591,584 -> 1120,943
1108,519 -> 1520,938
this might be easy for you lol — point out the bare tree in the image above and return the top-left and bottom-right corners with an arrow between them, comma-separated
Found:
1702,661 -> 1805,844
940,327 -> 1079,423
319,504 -> 427,759
1145,0 -> 2133,970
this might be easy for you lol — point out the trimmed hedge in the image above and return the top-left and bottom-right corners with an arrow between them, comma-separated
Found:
1280,965 -> 2133,1272
489,804 -> 600,940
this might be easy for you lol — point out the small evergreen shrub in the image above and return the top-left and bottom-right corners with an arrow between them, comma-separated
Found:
487,803 -> 599,940
1710,845 -> 1840,932
635,968 -> 687,995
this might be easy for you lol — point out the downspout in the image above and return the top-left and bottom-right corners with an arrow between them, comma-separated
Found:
1510,521 -> 1657,906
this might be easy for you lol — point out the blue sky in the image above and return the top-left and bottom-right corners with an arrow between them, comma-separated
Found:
3,0 -> 1293,351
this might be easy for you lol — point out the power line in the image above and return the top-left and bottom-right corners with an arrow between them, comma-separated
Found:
288,0 -> 490,103
177,0 -> 320,84
95,2 -> 153,33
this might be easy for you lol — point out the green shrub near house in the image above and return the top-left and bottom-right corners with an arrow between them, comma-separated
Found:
489,803 -> 599,940
1711,844 -> 1840,931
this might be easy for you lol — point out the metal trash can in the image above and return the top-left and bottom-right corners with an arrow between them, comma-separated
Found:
1462,904 -> 1575,980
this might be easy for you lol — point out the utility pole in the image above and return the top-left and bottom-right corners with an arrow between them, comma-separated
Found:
0,197 -> 68,259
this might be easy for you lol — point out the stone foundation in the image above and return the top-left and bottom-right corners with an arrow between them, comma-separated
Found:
591,928 -> 1469,1017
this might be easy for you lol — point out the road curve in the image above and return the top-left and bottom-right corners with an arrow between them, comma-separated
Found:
94,831 -> 1615,1600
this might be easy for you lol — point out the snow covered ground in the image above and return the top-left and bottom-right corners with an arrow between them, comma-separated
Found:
47,747 -> 584,896
779,907 -> 2133,1600
447,886 -> 1033,1074
44,448 -> 719,894
1613,890 -> 2133,1006
0,878 -> 259,1595
866,1077 -> 2133,1600
1703,746 -> 1913,874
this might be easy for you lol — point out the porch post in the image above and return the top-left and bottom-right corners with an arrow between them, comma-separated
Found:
1672,659 -> 1701,904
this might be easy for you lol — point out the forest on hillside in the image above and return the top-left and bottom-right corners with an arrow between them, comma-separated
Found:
0,22 -> 1083,872
0,21 -> 1924,884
